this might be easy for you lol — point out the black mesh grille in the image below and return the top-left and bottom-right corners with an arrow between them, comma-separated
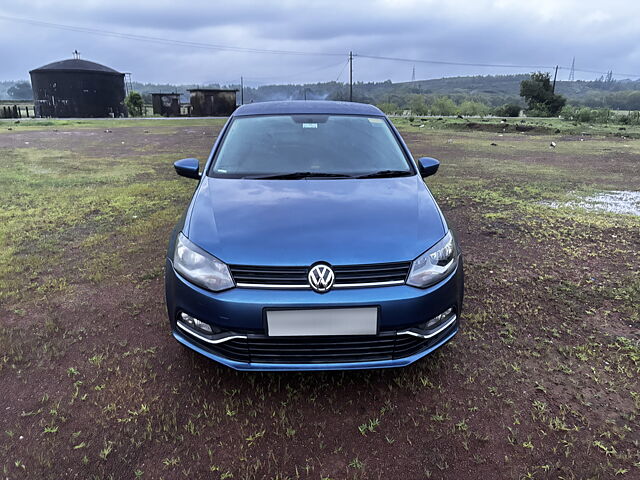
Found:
229,262 -> 410,288
181,321 -> 456,364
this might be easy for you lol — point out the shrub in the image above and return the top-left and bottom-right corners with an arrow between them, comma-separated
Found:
561,106 -> 629,124
494,104 -> 521,117
457,100 -> 490,117
576,108 -> 595,123
125,91 -> 144,117
430,96 -> 457,116
559,105 -> 577,120
377,102 -> 399,115
408,94 -> 428,116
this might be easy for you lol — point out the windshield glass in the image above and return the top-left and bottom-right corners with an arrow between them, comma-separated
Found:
209,114 -> 413,178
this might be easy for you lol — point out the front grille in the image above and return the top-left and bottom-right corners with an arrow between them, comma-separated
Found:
229,262 -> 411,289
181,321 -> 456,364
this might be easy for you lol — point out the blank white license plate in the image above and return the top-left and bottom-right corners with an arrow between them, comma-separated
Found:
266,307 -> 378,336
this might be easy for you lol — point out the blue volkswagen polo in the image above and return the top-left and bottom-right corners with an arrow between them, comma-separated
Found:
165,101 -> 463,371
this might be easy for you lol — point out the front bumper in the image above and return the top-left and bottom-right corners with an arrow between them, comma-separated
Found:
165,256 -> 463,371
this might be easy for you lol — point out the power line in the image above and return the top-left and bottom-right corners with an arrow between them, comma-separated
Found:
0,14 -> 344,57
355,53 -> 555,70
335,60 -> 350,82
570,66 -> 640,78
242,60 -> 347,83
3,14 -> 640,79
355,53 -> 640,78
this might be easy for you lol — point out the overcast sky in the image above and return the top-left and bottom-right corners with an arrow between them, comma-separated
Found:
1,0 -> 639,86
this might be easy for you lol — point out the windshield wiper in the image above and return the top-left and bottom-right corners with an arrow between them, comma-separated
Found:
356,170 -> 411,179
245,172 -> 355,180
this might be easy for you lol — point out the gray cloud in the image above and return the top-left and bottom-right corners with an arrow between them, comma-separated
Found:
1,0 -> 639,85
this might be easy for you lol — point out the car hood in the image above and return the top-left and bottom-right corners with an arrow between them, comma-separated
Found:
186,176 -> 446,266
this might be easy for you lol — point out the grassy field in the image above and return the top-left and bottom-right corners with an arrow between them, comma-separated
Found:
0,117 -> 638,479
391,115 -> 640,138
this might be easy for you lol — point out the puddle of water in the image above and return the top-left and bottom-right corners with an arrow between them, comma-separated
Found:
545,190 -> 640,216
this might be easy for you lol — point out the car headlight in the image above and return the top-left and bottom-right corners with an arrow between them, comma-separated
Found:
406,230 -> 458,288
173,233 -> 234,292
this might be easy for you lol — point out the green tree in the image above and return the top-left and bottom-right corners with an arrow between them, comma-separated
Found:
7,81 -> 33,100
458,100 -> 489,117
377,102 -> 399,115
430,96 -> 457,116
407,94 -> 428,115
125,91 -> 144,117
520,72 -> 566,116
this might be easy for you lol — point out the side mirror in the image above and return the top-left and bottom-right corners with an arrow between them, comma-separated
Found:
174,158 -> 200,179
418,157 -> 440,177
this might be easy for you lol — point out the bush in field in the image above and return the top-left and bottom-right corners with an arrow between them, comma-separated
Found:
559,105 -> 578,120
430,96 -> 457,116
457,100 -> 490,117
593,108 -> 612,123
408,94 -> 428,115
561,105 -> 616,124
377,102 -> 399,115
577,108 -> 594,122
520,72 -> 566,116
125,91 -> 144,117
615,112 -> 640,125
494,104 -> 521,117
576,107 -> 613,123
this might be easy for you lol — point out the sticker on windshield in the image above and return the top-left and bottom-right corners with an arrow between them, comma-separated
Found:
368,118 -> 383,124
302,123 -> 318,129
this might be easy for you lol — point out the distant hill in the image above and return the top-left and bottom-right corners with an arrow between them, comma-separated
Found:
356,75 -> 640,107
398,74 -> 640,97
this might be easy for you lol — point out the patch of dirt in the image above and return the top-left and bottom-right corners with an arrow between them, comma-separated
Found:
0,125 -> 224,159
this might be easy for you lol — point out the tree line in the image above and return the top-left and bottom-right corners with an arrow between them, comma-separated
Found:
3,73 -> 640,123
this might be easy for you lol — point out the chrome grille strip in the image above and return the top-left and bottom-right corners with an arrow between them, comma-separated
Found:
176,321 -> 247,344
230,262 -> 410,289
235,280 -> 405,289
397,315 -> 457,339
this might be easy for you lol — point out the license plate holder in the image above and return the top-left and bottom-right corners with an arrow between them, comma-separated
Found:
266,307 -> 378,336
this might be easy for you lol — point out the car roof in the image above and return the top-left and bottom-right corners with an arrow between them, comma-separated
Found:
232,100 -> 384,117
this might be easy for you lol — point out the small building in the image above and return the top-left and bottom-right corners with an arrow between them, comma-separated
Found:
29,58 -> 126,118
188,88 -> 237,116
151,93 -> 181,116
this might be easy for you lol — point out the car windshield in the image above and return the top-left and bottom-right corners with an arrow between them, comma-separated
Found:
209,114 -> 413,178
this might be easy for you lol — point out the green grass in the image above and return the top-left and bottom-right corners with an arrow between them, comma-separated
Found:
391,115 -> 640,138
0,147 -> 196,302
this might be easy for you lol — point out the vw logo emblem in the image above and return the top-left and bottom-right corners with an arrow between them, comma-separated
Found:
308,263 -> 335,293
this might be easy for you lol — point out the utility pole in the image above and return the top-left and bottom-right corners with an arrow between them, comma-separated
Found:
349,51 -> 353,102
240,76 -> 244,105
552,65 -> 558,93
